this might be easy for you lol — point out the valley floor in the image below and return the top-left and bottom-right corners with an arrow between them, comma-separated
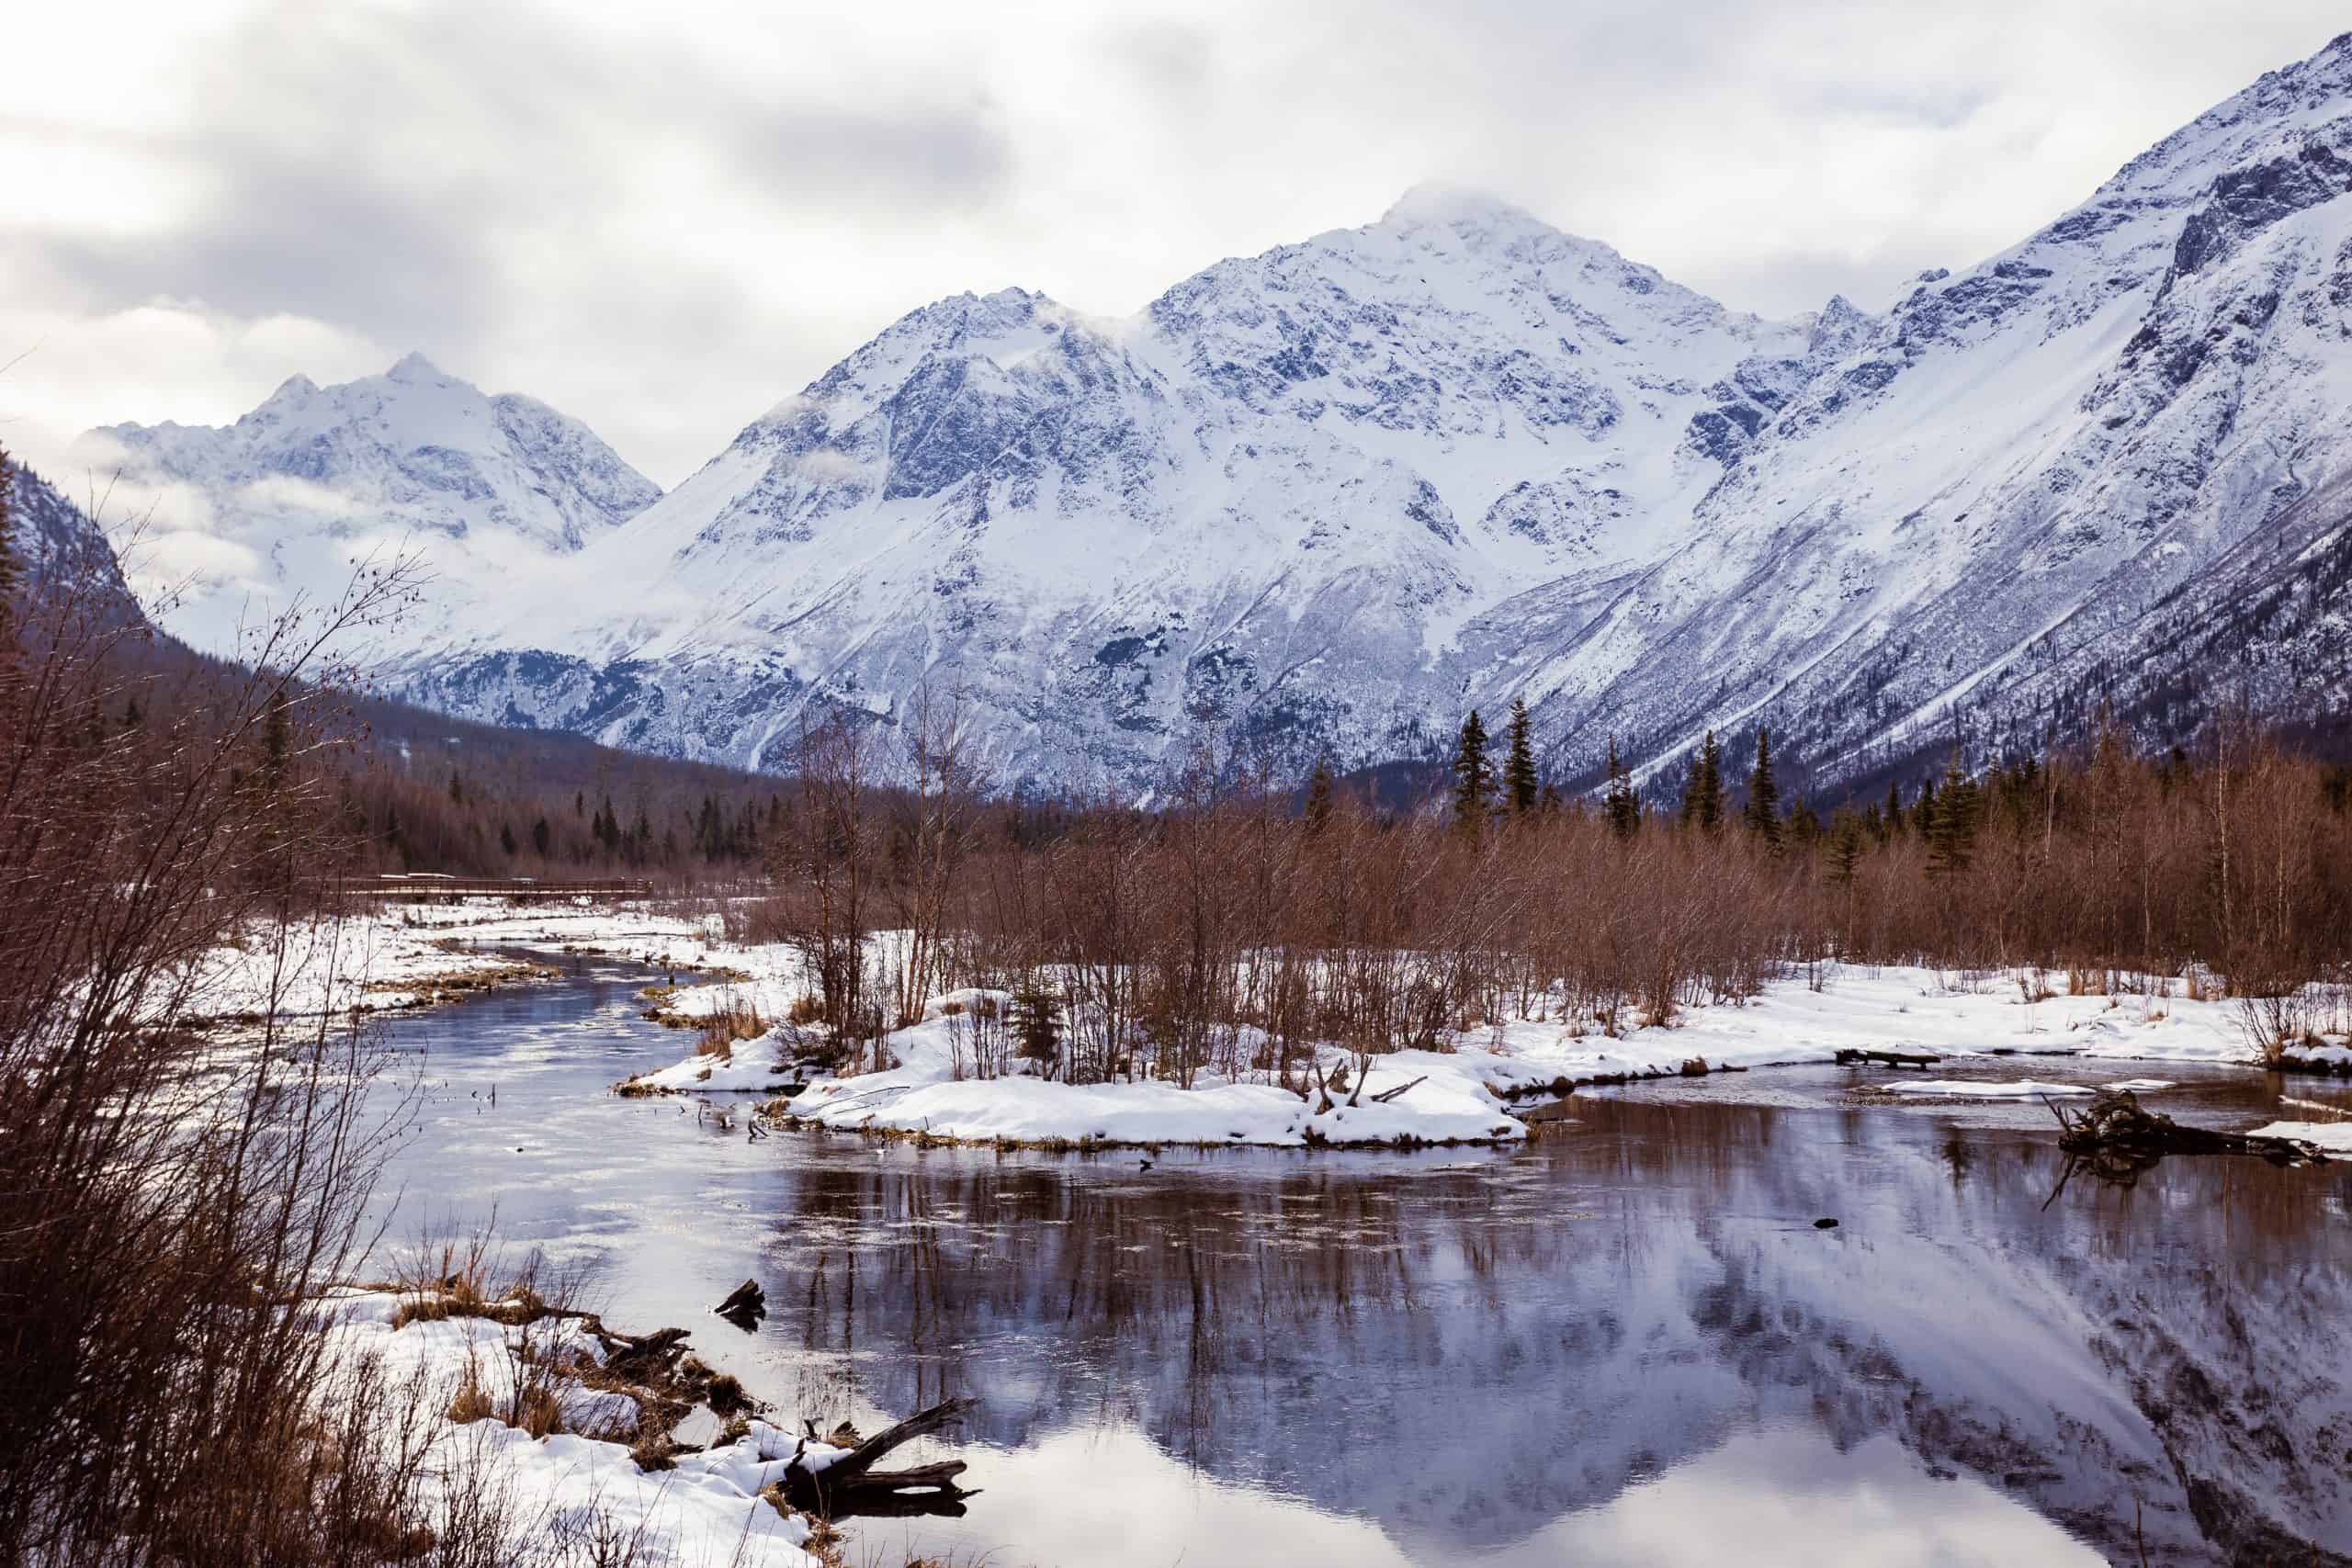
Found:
180,899 -> 2351,1153
187,893 -> 2352,1152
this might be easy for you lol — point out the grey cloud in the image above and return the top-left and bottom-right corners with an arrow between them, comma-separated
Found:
7,0 -> 2349,491
742,98 -> 1013,209
1101,19 -> 1217,102
15,0 -> 1014,354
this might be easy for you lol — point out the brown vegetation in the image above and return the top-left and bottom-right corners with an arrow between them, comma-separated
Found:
0,453 -> 769,1566
0,455 -> 427,1563
752,714 -> 2352,1089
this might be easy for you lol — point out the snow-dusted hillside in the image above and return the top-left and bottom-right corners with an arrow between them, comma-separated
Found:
81,32 -> 2352,791
6,456 -> 131,604
72,355 -> 660,656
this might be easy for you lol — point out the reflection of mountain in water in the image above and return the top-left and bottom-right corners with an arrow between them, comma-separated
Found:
757,1100 -> 2352,1566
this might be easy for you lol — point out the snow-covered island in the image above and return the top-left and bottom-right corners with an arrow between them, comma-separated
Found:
373,903 -> 2333,1153
164,898 -> 2352,1157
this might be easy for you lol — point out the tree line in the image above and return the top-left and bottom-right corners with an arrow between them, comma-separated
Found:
752,698 -> 2352,1090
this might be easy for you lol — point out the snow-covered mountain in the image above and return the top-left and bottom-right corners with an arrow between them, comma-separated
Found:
72,355 -> 660,655
395,186 -> 1836,782
1480,26 -> 2352,784
86,32 -> 2352,790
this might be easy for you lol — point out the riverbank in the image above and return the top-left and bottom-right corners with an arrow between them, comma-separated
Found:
317,1281 -> 826,1566
174,901 -> 743,1027
179,902 -> 2348,1151
621,951 -> 2342,1150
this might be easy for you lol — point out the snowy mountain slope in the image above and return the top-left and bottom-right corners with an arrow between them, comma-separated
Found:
71,355 -> 660,656
6,456 -> 130,600
101,30 -> 2352,791
399,191 -> 1847,783
1481,29 -> 2352,783
1990,465 -> 2352,746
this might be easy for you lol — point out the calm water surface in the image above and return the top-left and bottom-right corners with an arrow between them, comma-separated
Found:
368,951 -> 2352,1567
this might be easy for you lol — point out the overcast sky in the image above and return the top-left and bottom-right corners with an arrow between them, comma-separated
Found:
3,0 -> 2344,488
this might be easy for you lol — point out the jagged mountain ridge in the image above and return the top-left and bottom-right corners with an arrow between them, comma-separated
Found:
397,185 -> 1838,782
74,355 -> 661,655
78,30 -> 2352,791
1490,26 -> 2352,785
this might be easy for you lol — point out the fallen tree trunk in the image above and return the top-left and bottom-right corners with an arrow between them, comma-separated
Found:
778,1396 -> 977,1517
714,1278 -> 765,1331
2052,1089 -> 2326,1178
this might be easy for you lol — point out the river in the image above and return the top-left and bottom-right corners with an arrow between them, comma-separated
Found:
366,948 -> 2352,1566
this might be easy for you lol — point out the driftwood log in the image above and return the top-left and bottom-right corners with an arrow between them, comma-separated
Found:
778,1396 -> 977,1518
714,1278 -> 766,1332
1836,1048 -> 1940,1068
2051,1089 -> 2325,1184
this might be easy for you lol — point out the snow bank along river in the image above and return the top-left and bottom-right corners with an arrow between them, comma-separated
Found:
355,942 -> 2352,1567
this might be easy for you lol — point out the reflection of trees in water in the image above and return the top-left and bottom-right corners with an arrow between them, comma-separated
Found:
758,1112 -> 2352,1564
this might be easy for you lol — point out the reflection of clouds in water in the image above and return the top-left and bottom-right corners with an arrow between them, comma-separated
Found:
365,964 -> 2352,1567
908,1424 -> 2102,1568
1515,1430 -> 2100,1568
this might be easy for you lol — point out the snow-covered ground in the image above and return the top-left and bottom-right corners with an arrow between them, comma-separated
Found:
181,900 -> 2345,1151
2248,1119 -> 2352,1152
1458,966 -> 2267,1091
175,900 -> 745,1025
623,953 -> 2334,1149
320,1286 -> 824,1567
175,909 -> 541,1023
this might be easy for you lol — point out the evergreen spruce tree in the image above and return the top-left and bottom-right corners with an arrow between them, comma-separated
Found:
1827,809 -> 1865,886
500,823 -> 517,856
532,817 -> 551,857
1679,729 -> 1724,832
1502,697 -> 1540,816
1744,728 -> 1781,847
1539,782 -> 1565,813
1925,756 -> 1980,878
1602,737 -> 1641,839
1010,982 -> 1063,1069
1914,775 -> 1939,839
1304,756 -> 1336,832
1882,779 -> 1904,837
1451,710 -> 1495,834
1788,797 -> 1823,845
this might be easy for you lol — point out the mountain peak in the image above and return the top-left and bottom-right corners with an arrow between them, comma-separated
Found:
263,372 -> 318,405
1378,182 -> 1543,232
386,351 -> 447,384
